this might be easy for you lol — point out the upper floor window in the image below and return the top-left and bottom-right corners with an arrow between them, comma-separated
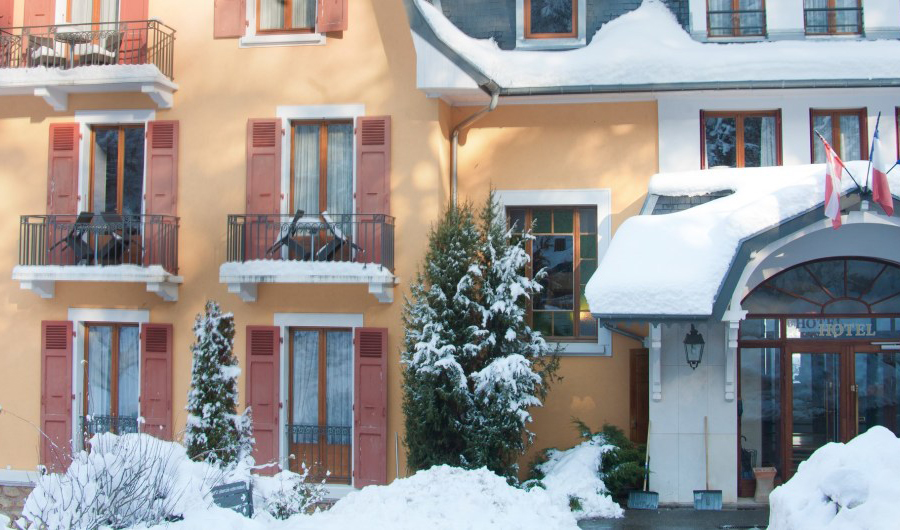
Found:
69,0 -> 118,24
707,0 -> 766,37
810,108 -> 867,163
804,0 -> 863,35
291,120 -> 353,216
701,110 -> 782,168
258,0 -> 316,33
91,124 -> 145,216
525,0 -> 577,39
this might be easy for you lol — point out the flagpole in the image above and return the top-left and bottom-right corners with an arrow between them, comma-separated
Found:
887,161 -> 899,175
865,112 -> 882,193
816,130 -> 863,192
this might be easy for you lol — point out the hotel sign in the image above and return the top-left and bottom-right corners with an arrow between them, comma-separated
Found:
786,318 -> 900,340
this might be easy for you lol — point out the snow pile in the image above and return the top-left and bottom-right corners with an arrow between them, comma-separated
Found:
0,64 -> 170,86
537,437 -> 624,519
586,161 -> 900,317
769,426 -> 900,530
219,260 -> 395,281
414,0 -> 900,88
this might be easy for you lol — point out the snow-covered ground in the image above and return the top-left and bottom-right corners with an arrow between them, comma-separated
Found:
769,426 -> 900,530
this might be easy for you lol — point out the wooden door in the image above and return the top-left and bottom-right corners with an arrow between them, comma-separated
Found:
630,348 -> 649,444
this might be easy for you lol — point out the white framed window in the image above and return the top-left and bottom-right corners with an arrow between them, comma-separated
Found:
515,0 -> 587,50
241,0 -> 327,47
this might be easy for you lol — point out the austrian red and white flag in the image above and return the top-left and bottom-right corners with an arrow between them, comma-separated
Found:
819,133 -> 845,229
870,123 -> 894,216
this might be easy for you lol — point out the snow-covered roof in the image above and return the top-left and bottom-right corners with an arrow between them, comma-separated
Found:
585,161 -> 900,319
410,0 -> 900,91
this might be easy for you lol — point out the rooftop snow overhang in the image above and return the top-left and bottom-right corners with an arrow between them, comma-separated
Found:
403,0 -> 900,103
0,65 -> 177,111
585,162 -> 900,324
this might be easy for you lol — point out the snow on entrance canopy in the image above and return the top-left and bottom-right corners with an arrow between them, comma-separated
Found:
585,161 -> 900,318
414,0 -> 900,89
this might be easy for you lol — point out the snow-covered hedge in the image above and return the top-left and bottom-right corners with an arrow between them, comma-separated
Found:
769,426 -> 900,529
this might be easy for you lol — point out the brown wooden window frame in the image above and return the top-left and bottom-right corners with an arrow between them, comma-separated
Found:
700,109 -> 783,169
508,206 -> 598,342
524,0 -> 578,39
82,322 -> 140,432
256,0 -> 318,35
88,124 -> 145,215
809,108 -> 868,164
803,0 -> 863,36
289,119 -> 353,215
706,0 -> 767,38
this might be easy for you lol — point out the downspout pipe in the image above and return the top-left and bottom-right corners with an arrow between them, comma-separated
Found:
450,90 -> 499,206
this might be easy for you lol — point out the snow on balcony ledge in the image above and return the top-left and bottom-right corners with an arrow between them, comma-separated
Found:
219,260 -> 398,303
12,264 -> 183,301
0,65 -> 177,111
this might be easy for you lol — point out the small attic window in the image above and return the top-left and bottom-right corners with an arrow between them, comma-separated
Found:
517,0 -> 586,49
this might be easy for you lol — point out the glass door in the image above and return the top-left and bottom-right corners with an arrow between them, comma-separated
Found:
788,350 -> 841,475
854,348 -> 900,437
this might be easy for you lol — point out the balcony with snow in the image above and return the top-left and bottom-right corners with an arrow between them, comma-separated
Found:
0,19 -> 176,111
13,213 -> 182,301
219,212 -> 397,303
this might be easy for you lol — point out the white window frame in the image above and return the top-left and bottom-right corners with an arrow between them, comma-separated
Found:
495,189 -> 612,356
68,307 -> 150,450
515,0 -> 587,50
240,0 -> 327,47
274,312 -> 362,495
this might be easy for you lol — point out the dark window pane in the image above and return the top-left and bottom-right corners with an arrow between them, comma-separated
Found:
508,209 -> 526,233
123,128 -> 145,217
579,313 -> 597,337
530,0 -> 573,34
580,235 -> 596,259
533,209 -> 552,233
743,116 -> 777,167
534,235 -> 573,310
868,265 -> 900,303
805,261 -> 846,298
740,348 -> 782,476
553,209 -> 573,233
847,260 -> 885,299
93,128 -> 119,214
740,319 -> 781,340
705,117 -> 737,168
580,259 -> 596,282
533,312 -> 552,336
579,208 -> 596,234
770,267 -> 831,305
812,114 -> 832,164
553,311 -> 574,337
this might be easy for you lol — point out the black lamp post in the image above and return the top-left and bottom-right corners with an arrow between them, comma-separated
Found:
684,324 -> 705,370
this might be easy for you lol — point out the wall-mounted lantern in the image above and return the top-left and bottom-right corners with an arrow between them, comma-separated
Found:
684,324 -> 705,370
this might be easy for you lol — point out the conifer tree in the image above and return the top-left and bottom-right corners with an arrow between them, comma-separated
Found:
184,301 -> 252,467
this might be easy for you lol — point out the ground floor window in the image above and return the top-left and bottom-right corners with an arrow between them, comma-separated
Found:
83,323 -> 140,440
287,327 -> 352,483
701,110 -> 781,169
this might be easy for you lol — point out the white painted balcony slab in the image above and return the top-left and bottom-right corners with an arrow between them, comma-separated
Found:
0,65 -> 177,111
12,264 -> 182,301
219,260 -> 397,303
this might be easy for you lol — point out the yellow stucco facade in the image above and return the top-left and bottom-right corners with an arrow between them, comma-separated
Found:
0,0 -> 657,484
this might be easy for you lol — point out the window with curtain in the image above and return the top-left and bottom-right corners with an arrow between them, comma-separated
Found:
707,0 -> 766,37
258,0 -> 317,32
804,0 -> 862,35
84,323 -> 140,437
507,207 -> 598,341
525,0 -> 577,38
291,121 -> 353,217
811,109 -> 867,163
69,0 -> 118,24
702,110 -> 781,168
91,125 -> 145,217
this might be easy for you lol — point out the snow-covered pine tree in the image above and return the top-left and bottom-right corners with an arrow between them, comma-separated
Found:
184,301 -> 252,467
463,191 -> 559,477
402,203 -> 482,471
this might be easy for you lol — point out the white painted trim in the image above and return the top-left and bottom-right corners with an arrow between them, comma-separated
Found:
68,308 -> 149,451
273,313 -> 363,486
494,189 -> 612,356
75,109 -> 156,124
0,469 -> 41,486
515,0 -> 587,50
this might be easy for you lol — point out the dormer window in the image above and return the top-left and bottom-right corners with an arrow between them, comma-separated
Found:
516,0 -> 586,49
804,0 -> 863,35
707,0 -> 767,38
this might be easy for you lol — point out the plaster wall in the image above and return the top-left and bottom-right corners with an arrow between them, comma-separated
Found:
658,89 -> 900,174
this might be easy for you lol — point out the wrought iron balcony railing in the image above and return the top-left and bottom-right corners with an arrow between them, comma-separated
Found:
226,212 -> 395,272
0,19 -> 175,79
82,414 -> 139,439
287,424 -> 352,484
804,6 -> 863,35
19,214 -> 179,275
707,8 -> 767,37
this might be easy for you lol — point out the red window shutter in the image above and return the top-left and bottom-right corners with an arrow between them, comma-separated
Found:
247,326 -> 280,475
24,0 -> 53,26
146,121 -> 179,216
316,0 -> 348,33
41,321 -> 73,472
140,323 -> 173,440
119,0 -> 148,20
214,0 -> 246,38
0,0 -> 14,28
356,116 -> 391,265
47,123 -> 79,215
354,327 -> 388,486
246,119 -> 282,215
118,0 -> 149,64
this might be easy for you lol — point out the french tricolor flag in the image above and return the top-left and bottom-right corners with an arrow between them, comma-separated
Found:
869,120 -> 894,216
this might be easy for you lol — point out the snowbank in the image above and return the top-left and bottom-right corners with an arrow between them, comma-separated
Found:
414,0 -> 900,89
586,161 -> 900,317
769,426 -> 900,530
537,437 -> 624,519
